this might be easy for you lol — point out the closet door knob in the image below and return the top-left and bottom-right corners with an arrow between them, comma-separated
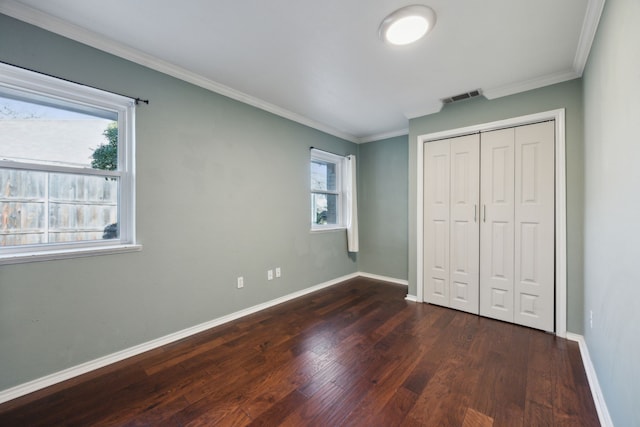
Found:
483,205 -> 486,222
474,205 -> 477,223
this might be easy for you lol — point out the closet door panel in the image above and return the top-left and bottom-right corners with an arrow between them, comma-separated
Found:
449,134 -> 480,314
514,121 -> 555,332
424,140 -> 450,307
480,128 -> 515,322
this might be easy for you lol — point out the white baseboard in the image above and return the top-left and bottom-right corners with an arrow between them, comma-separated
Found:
0,272 -> 360,405
357,272 -> 408,286
356,271 -> 415,302
566,333 -> 614,427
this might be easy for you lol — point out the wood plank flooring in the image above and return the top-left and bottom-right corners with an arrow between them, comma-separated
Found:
0,278 -> 600,426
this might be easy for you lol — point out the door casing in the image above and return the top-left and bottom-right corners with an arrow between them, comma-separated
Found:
415,109 -> 567,337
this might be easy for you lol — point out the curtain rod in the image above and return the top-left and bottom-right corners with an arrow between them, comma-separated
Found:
310,146 -> 354,158
1,60 -> 149,105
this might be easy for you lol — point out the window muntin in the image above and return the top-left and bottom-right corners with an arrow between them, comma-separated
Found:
310,150 -> 345,230
0,63 -> 135,260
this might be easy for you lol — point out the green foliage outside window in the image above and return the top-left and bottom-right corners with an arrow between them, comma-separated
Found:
91,121 -> 119,238
91,121 -> 117,170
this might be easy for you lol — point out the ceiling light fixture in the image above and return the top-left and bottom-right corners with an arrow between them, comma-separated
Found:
379,5 -> 436,46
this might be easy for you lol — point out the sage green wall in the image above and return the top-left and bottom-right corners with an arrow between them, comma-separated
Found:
583,0 -> 640,424
358,135 -> 408,280
0,15 -> 357,391
408,79 -> 585,333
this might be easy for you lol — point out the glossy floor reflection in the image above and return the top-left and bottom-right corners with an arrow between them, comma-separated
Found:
0,277 -> 599,426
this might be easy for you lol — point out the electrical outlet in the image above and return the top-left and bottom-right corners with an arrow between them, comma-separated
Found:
267,270 -> 274,280
275,267 -> 281,278
590,310 -> 593,329
237,276 -> 244,289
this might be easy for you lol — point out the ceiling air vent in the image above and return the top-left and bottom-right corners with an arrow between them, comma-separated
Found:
442,89 -> 482,104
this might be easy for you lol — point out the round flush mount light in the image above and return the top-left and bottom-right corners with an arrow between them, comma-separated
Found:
379,5 -> 436,46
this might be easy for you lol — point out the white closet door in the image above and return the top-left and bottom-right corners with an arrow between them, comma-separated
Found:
514,121 -> 555,332
449,135 -> 480,314
423,139 -> 450,307
480,128 -> 515,322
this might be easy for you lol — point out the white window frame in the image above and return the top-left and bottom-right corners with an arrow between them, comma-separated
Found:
0,62 -> 140,264
310,149 -> 346,231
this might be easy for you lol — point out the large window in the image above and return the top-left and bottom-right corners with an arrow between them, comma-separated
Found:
310,149 -> 345,230
0,63 -> 137,263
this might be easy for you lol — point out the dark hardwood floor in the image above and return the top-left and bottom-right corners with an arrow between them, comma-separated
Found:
0,278 -> 599,426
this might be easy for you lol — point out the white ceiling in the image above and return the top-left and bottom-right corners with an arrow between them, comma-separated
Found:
0,0 -> 604,143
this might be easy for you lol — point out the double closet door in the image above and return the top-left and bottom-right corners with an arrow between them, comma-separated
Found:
423,121 -> 555,332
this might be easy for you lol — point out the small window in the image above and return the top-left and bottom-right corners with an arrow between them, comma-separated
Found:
0,63 -> 137,263
310,149 -> 345,230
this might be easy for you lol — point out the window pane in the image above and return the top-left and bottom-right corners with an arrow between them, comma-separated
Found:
0,169 -> 46,246
312,193 -> 338,225
0,94 -> 117,169
0,168 -> 119,246
311,160 -> 337,192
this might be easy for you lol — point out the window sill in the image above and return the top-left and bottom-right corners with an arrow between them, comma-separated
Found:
310,226 -> 346,233
0,244 -> 143,266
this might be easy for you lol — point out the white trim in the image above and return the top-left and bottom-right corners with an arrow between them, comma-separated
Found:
0,62 -> 137,261
416,109 -> 567,337
573,0 -> 607,75
309,226 -> 346,233
483,0 -> 605,100
483,70 -> 580,101
0,160 -> 120,176
0,61 -> 133,109
554,110 -> 567,337
566,333 -> 614,427
0,0 -> 605,144
0,0 -> 359,144
0,272 -> 359,404
358,272 -> 408,286
404,102 -> 445,121
416,136 -> 425,303
358,128 -> 409,144
0,244 -> 142,265
405,294 -> 419,302
311,149 -> 347,230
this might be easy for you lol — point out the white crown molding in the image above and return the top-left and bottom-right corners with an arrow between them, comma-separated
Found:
566,333 -> 614,427
0,0 -> 606,144
573,0 -> 606,75
483,0 -> 604,101
358,128 -> 409,144
404,101 -> 444,120
483,69 -> 580,100
0,0 -> 359,143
